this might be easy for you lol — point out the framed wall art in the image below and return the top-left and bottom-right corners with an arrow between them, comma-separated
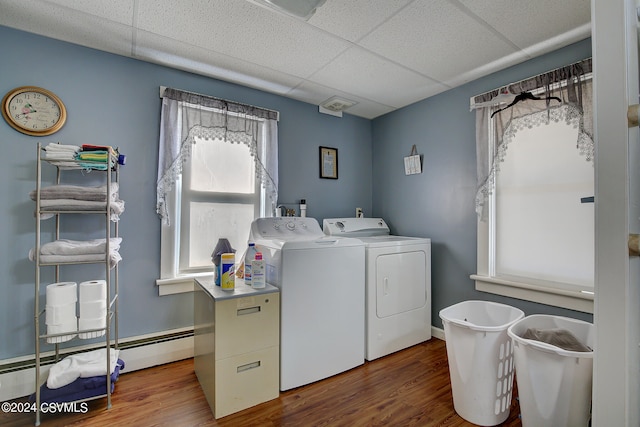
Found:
319,146 -> 338,179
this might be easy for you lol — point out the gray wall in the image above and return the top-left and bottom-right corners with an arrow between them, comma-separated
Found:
0,26 -> 372,359
371,38 -> 594,328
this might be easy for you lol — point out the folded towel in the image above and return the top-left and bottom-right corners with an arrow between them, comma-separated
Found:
47,348 -> 120,389
29,238 -> 123,268
41,160 -> 82,169
32,252 -> 122,268
78,162 -> 109,171
82,145 -> 116,156
35,238 -> 122,256
77,151 -> 109,161
44,143 -> 81,153
31,359 -> 124,403
37,199 -> 125,220
43,153 -> 77,161
30,184 -> 119,202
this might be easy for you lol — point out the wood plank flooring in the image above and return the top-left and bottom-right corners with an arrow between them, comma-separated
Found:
1,338 -> 522,426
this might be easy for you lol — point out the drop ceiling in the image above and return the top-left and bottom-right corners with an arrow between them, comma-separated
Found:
0,0 -> 591,119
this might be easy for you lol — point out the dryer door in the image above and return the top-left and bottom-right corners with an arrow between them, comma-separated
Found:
375,250 -> 427,318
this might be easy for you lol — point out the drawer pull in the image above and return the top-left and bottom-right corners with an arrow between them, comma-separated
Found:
237,306 -> 261,316
237,361 -> 261,373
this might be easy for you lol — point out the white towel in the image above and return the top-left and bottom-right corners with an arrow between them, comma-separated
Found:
44,143 -> 81,152
38,199 -> 125,220
29,238 -> 123,269
31,252 -> 122,269
46,348 -> 120,389
34,238 -> 122,256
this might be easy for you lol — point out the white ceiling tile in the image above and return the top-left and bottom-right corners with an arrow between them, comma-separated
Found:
308,0 -> 413,42
136,0 -> 350,79
0,0 -> 133,56
135,30 -> 304,95
359,0 -> 519,82
341,101 -> 395,120
43,0 -> 134,25
458,0 -> 590,49
310,46 -> 448,108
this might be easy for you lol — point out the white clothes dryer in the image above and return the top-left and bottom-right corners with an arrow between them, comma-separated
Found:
324,218 -> 431,361
249,217 -> 365,390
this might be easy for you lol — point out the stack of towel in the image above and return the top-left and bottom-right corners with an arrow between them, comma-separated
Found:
42,143 -> 81,168
30,348 -> 124,404
29,237 -> 123,268
30,183 -> 125,221
76,144 -> 117,170
42,143 -> 119,170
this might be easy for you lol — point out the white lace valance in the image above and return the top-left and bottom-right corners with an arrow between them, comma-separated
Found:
474,58 -> 593,220
156,88 -> 279,225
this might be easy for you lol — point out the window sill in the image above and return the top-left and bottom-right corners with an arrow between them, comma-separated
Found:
470,274 -> 594,314
156,273 -> 213,296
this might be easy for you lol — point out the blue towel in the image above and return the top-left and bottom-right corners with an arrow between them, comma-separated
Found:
30,359 -> 124,403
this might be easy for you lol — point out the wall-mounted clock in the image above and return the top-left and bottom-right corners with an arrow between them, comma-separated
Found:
2,86 -> 67,136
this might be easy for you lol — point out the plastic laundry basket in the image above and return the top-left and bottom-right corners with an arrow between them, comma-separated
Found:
507,315 -> 594,427
439,300 -> 524,426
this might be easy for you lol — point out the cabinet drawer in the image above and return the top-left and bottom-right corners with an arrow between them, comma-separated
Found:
214,346 -> 279,418
215,293 -> 279,359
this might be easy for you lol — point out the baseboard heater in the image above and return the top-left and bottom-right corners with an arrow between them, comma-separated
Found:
0,328 -> 194,375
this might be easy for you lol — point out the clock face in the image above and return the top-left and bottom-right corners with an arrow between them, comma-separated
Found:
2,86 -> 66,136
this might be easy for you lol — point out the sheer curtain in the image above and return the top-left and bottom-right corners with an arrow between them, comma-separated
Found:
156,87 -> 278,225
473,58 -> 593,220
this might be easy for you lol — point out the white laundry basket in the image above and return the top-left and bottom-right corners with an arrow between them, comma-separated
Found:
507,315 -> 594,427
439,300 -> 524,426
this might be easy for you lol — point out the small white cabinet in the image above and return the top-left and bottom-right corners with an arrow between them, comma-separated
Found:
194,278 -> 279,418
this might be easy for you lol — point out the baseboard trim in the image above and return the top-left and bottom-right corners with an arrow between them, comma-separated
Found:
431,325 -> 445,341
0,328 -> 194,402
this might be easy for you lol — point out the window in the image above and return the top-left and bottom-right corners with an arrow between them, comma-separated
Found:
494,117 -> 593,288
179,136 -> 264,273
471,61 -> 594,313
155,88 -> 278,295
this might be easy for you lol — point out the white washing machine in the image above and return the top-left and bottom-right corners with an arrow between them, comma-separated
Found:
249,217 -> 365,390
324,218 -> 431,361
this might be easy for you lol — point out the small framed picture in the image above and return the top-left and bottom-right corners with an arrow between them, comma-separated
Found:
319,146 -> 338,179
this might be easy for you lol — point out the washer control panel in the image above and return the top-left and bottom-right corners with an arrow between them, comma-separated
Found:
323,217 -> 390,237
250,217 -> 322,240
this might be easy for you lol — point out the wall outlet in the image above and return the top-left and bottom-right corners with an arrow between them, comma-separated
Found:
356,207 -> 363,218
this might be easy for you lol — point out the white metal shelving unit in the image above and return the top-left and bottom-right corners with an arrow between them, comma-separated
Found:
32,143 -> 120,426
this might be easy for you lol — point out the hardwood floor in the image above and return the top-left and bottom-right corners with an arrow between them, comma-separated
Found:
1,338 -> 522,426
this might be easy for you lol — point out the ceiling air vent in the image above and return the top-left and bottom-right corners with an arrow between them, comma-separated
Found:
319,96 -> 358,117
